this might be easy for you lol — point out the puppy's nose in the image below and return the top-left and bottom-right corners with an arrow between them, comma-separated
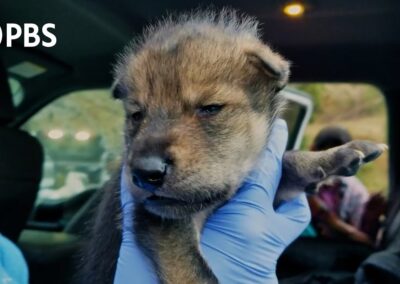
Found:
132,156 -> 168,190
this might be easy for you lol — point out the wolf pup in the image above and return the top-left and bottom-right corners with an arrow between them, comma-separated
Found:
81,10 -> 387,284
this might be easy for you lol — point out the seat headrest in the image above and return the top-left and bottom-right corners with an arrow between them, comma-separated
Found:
0,62 -> 15,126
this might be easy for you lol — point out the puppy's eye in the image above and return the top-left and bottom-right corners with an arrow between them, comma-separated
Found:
131,111 -> 144,122
196,104 -> 224,117
112,83 -> 127,99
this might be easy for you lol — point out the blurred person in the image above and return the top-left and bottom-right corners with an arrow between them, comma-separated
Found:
307,126 -> 386,245
0,234 -> 29,284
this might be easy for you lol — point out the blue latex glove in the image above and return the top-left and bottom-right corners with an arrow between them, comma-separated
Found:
114,119 -> 311,284
0,234 -> 29,284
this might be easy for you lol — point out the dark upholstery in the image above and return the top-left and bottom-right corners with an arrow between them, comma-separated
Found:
0,62 -> 44,241
277,237 -> 373,279
0,58 -> 15,125
0,128 -> 44,241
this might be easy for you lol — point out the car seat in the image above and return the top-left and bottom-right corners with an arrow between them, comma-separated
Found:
0,61 -> 43,242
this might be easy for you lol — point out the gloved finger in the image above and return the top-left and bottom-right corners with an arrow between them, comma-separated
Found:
275,193 -> 311,222
239,118 -> 288,207
120,166 -> 135,231
274,193 -> 311,241
206,119 -> 288,231
114,241 -> 158,284
120,165 -> 134,205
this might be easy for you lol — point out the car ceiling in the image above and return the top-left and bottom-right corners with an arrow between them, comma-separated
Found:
1,1 -> 400,108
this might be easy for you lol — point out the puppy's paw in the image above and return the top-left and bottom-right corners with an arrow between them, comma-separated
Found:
331,140 -> 387,177
334,148 -> 364,176
347,140 -> 388,163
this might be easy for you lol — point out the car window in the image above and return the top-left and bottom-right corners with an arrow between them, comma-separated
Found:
8,77 -> 25,106
22,90 -> 124,207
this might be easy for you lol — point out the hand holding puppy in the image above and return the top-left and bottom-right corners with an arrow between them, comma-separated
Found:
114,119 -> 311,284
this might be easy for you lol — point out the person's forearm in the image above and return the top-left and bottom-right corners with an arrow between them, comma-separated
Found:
329,214 -> 372,245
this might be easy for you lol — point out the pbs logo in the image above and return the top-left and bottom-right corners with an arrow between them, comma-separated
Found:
0,23 -> 57,47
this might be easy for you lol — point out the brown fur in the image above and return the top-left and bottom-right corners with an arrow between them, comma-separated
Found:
81,10 -> 386,284
113,11 -> 290,283
115,10 -> 289,219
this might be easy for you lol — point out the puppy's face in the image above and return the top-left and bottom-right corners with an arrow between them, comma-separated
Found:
115,33 -> 289,218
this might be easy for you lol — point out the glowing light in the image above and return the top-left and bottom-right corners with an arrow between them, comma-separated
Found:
283,2 -> 305,17
75,130 -> 91,141
47,129 -> 64,140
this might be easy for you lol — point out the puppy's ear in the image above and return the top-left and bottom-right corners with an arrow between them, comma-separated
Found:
111,80 -> 127,99
246,46 -> 290,92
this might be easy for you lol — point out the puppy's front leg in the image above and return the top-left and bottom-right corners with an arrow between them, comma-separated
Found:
134,206 -> 218,284
275,140 -> 387,206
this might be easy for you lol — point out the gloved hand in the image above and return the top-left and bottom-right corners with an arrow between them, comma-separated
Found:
114,119 -> 311,284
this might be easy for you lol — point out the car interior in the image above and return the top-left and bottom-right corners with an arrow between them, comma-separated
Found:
1,1 -> 399,284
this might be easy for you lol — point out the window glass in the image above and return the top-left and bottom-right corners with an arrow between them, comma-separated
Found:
22,90 -> 124,206
8,77 -> 24,106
